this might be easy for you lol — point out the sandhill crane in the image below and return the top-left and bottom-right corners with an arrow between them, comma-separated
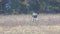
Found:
32,12 -> 38,22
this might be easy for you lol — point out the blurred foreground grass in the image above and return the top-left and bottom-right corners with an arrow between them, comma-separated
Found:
0,26 -> 60,34
0,14 -> 60,34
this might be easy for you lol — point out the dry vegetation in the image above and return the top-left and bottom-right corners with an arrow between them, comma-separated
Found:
0,14 -> 60,34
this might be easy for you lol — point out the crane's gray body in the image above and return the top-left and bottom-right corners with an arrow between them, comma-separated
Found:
32,12 -> 38,22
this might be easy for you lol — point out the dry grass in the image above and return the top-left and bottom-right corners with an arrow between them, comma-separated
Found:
0,14 -> 60,34
0,26 -> 60,34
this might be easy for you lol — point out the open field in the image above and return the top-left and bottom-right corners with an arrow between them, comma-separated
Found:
0,14 -> 60,34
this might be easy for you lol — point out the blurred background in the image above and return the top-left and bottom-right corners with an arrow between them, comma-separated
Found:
0,0 -> 60,14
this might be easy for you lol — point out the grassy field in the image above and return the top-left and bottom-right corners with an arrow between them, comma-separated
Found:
0,14 -> 60,34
